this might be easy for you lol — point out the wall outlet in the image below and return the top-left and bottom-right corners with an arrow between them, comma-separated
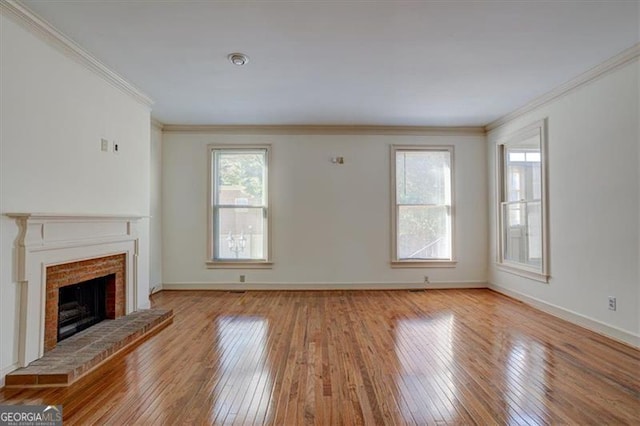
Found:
424,276 -> 430,283
100,138 -> 109,152
608,297 -> 616,311
239,275 -> 246,283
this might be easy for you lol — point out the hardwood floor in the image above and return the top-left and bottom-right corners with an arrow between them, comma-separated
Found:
1,289 -> 638,425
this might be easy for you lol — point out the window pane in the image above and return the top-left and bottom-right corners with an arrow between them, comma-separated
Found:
216,207 -> 265,260
216,151 -> 265,206
531,165 -> 542,200
397,205 -> 451,260
396,151 -> 451,205
526,152 -> 540,162
526,201 -> 542,261
506,148 -> 542,201
506,165 -> 523,202
502,201 -> 541,267
509,152 -> 526,162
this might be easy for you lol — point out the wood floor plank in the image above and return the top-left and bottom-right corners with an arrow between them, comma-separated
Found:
1,289 -> 638,425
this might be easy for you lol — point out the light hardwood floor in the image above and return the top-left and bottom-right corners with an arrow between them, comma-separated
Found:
1,289 -> 638,425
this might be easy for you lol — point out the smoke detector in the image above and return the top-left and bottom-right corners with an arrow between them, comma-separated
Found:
228,53 -> 249,66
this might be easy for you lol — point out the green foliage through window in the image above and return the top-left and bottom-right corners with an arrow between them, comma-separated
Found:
217,151 -> 265,204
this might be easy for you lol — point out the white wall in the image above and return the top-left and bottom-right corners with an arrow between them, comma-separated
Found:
162,132 -> 487,288
0,13 -> 151,376
487,59 -> 640,345
150,123 -> 163,292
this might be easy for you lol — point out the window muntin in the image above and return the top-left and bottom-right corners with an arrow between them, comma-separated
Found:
497,120 -> 548,281
209,146 -> 270,264
392,147 -> 454,264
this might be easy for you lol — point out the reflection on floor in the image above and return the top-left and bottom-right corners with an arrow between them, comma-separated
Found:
396,315 -> 457,424
1,289 -> 638,425
213,316 -> 271,424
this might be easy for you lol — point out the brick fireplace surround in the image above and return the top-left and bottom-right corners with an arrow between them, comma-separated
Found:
45,254 -> 126,352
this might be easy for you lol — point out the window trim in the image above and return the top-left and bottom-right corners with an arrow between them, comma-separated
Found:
206,144 -> 273,269
390,145 -> 457,268
495,119 -> 549,282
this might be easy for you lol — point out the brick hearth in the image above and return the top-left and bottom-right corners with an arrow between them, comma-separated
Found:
5,309 -> 173,387
45,254 -> 126,352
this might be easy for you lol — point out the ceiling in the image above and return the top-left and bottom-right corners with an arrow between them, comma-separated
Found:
21,1 -> 640,127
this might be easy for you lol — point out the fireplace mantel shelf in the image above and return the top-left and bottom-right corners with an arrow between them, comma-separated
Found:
5,213 -> 148,220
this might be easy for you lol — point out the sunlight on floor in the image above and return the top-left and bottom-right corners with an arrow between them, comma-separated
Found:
213,316 -> 272,424
395,314 -> 457,424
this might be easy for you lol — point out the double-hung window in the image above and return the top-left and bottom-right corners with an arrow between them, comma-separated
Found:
496,119 -> 548,281
391,146 -> 455,267
208,145 -> 272,268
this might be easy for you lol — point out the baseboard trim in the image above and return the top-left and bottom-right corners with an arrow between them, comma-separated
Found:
489,283 -> 639,348
0,363 -> 20,388
162,281 -> 487,291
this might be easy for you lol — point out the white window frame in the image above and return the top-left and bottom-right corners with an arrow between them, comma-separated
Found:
207,144 -> 273,269
390,145 -> 457,268
496,119 -> 549,282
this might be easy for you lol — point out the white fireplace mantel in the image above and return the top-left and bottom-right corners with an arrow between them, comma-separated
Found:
6,213 -> 145,367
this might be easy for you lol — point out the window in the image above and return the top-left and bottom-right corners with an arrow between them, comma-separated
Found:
208,145 -> 272,268
497,119 -> 548,282
391,146 -> 455,267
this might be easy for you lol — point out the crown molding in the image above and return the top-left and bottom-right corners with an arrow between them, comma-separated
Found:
150,117 -> 164,130
161,124 -> 486,136
0,0 -> 154,108
486,43 -> 640,132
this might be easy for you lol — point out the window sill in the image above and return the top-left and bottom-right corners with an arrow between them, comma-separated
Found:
495,263 -> 549,283
206,261 -> 273,270
390,260 -> 457,268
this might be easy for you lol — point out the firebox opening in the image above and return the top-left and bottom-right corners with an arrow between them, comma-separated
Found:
57,275 -> 111,342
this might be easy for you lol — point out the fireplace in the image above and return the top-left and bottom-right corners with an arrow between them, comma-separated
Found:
6,213 -> 145,367
57,275 -> 110,342
45,254 -> 126,352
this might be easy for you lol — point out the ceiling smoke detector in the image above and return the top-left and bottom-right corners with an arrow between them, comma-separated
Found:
228,53 -> 249,66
